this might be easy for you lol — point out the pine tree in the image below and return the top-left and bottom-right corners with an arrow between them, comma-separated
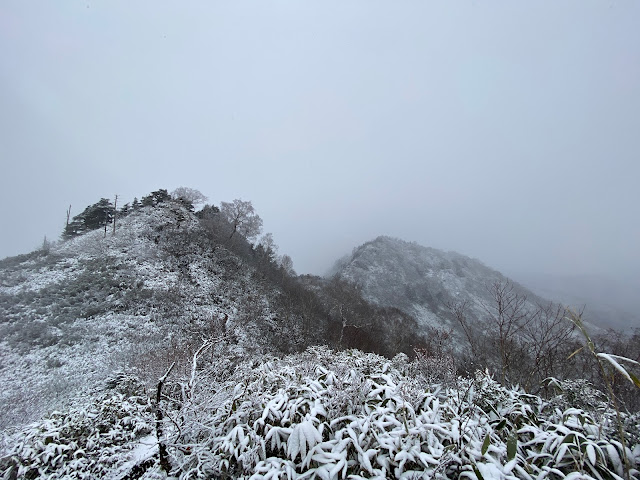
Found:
141,189 -> 170,207
61,198 -> 115,239
119,203 -> 130,217
82,198 -> 114,230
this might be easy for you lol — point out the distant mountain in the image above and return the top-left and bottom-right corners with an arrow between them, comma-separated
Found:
326,237 -> 632,393
329,236 -> 549,335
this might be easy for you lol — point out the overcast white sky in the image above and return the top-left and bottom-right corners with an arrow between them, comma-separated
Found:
1,1 -> 639,279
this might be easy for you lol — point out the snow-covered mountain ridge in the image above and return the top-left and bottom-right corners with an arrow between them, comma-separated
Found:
0,201 -> 312,429
331,236 -> 547,334
0,204 -> 433,432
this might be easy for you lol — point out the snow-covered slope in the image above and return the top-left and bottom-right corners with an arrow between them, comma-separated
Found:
330,236 -> 549,333
0,202 -> 311,430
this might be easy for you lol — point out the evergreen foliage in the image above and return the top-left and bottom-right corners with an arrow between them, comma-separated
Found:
62,198 -> 115,239
141,189 -> 171,207
119,202 -> 131,217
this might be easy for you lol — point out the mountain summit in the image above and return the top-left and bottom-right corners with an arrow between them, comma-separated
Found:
0,197 -> 333,428
330,236 -> 543,332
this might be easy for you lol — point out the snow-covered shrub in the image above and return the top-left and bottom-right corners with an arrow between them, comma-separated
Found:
391,352 -> 410,373
158,347 -> 639,479
0,382 -> 153,479
2,346 -> 639,479
545,377 -> 610,413
411,348 -> 456,386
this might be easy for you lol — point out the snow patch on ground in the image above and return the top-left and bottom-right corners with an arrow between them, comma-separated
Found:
108,434 -> 158,480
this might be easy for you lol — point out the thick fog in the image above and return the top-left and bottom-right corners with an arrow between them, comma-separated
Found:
2,1 -> 639,284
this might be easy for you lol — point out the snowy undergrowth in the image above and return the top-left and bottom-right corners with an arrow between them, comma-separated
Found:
0,374 -> 153,479
161,347 -> 638,479
5,347 -> 636,479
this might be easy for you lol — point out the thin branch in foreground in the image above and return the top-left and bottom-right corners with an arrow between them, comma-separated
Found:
156,361 -> 176,473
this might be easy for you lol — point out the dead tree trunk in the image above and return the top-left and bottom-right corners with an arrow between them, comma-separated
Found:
112,194 -> 118,235
156,362 -> 175,473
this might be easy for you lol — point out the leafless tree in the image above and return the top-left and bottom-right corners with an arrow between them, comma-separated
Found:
171,187 -> 208,207
521,302 -> 575,391
279,254 -> 295,277
112,194 -> 118,235
220,199 -> 263,241
257,233 -> 277,258
446,300 -> 477,356
448,282 -> 534,384
481,281 -> 534,385
156,361 -> 176,473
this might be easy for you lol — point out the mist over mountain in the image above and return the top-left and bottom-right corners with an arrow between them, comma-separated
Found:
511,271 -> 640,332
2,0 -> 639,475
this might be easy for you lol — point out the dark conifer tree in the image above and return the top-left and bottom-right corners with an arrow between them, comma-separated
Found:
61,198 -> 115,239
141,189 -> 171,207
119,203 -> 130,217
83,198 -> 114,230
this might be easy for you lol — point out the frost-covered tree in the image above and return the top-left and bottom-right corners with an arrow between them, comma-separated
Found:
256,233 -> 277,260
279,254 -> 295,276
83,198 -> 114,231
118,202 -> 130,217
220,198 -> 263,241
171,187 -> 208,208
482,280 -> 534,385
196,204 -> 220,219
